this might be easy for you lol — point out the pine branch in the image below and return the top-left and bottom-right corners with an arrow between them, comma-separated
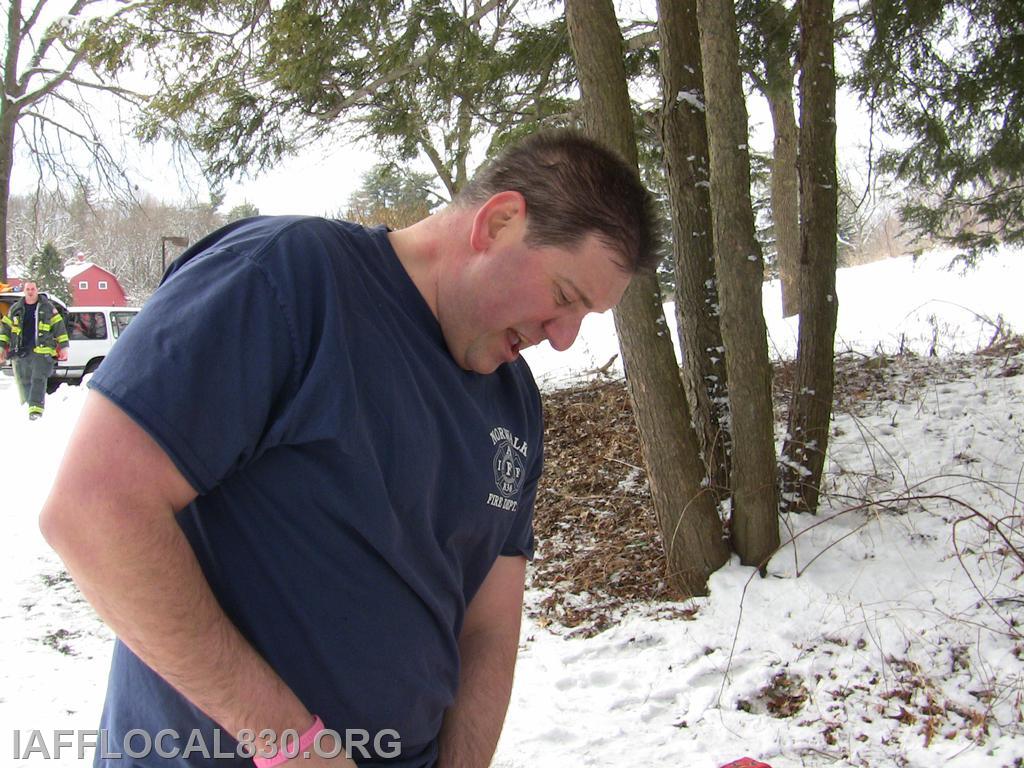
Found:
314,0 -> 504,122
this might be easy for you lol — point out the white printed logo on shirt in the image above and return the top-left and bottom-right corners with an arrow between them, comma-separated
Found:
486,426 -> 528,511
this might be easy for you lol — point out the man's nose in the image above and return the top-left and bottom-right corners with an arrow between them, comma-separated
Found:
543,313 -> 584,352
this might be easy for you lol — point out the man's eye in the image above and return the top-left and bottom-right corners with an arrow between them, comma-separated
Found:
555,288 -> 570,306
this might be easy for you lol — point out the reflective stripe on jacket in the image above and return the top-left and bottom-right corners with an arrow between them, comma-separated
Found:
0,297 -> 70,357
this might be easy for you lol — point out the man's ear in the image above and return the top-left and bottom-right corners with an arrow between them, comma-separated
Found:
469,191 -> 527,252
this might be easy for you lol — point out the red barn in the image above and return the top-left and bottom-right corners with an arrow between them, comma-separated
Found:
63,262 -> 128,306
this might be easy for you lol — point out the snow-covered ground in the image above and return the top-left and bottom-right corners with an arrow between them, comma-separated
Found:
2,247 -> 1023,767
523,246 -> 1024,388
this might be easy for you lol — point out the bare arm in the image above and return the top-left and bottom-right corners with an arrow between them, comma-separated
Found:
436,555 -> 527,768
39,391 -> 354,766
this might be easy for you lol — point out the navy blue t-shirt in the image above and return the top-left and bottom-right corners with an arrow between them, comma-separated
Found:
89,217 -> 542,767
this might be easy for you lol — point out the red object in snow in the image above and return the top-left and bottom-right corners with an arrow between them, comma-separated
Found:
720,760 -> 772,768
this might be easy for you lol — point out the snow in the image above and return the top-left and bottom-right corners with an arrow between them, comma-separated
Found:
522,245 -> 1024,388
62,263 -> 97,280
3,247 -> 1024,767
676,90 -> 706,112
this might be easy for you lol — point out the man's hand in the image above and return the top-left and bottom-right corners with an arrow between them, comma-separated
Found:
0,349 -> 6,364
56,347 -> 67,362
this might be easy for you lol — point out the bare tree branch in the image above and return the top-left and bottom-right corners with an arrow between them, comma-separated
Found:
17,46 -> 90,107
23,0 -> 52,38
23,0 -> 89,77
60,74 -> 146,100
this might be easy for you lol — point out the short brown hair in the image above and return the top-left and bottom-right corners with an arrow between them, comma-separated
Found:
457,129 -> 660,272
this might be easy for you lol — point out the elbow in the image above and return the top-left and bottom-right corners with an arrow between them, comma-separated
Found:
39,491 -> 88,561
39,491 -> 112,579
39,495 -> 70,554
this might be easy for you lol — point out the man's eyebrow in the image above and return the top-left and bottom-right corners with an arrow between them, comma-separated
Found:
561,278 -> 593,309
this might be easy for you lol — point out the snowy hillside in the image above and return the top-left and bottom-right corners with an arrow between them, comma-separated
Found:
522,246 -> 1024,388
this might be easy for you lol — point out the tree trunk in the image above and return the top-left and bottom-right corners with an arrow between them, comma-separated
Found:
566,0 -> 729,597
656,0 -> 731,498
780,0 -> 839,514
768,88 -> 800,318
0,110 -> 15,283
758,0 -> 801,319
695,0 -> 780,567
1,0 -> 18,283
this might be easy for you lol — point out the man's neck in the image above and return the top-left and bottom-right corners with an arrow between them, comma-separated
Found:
387,209 -> 468,320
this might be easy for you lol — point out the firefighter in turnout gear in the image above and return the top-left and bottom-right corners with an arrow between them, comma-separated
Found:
0,281 -> 69,420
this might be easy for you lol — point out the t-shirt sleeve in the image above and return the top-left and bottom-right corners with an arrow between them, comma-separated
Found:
89,243 -> 300,495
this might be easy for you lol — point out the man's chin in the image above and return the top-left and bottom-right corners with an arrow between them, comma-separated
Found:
470,359 -> 504,375
449,337 -> 514,375
461,351 -> 506,376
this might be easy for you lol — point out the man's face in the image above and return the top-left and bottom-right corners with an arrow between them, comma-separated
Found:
436,221 -> 632,375
24,283 -> 38,304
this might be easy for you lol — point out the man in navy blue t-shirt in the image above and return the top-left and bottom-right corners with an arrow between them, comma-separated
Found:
41,130 -> 658,767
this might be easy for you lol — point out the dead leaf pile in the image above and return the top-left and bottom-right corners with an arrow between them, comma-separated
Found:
528,336 -> 1024,635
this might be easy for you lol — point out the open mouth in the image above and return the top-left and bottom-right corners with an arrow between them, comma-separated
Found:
508,328 -> 529,356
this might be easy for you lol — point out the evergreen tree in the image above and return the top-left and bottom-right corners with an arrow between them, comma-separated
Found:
779,0 -> 840,515
852,0 -> 1024,260
566,0 -> 729,597
697,0 -> 781,565
656,0 -> 731,499
29,241 -> 71,305
225,202 -> 260,222
737,0 -> 801,316
343,164 -> 438,229
133,1 -> 576,198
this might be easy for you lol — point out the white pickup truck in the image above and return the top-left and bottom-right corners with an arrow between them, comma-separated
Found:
1,292 -> 140,388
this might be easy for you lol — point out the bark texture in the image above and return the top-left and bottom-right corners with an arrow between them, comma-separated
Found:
695,0 -> 780,566
656,0 -> 731,498
759,0 -> 801,319
780,0 -> 839,514
0,110 -> 13,283
566,0 -> 729,596
768,88 -> 800,318
1,0 -> 21,281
